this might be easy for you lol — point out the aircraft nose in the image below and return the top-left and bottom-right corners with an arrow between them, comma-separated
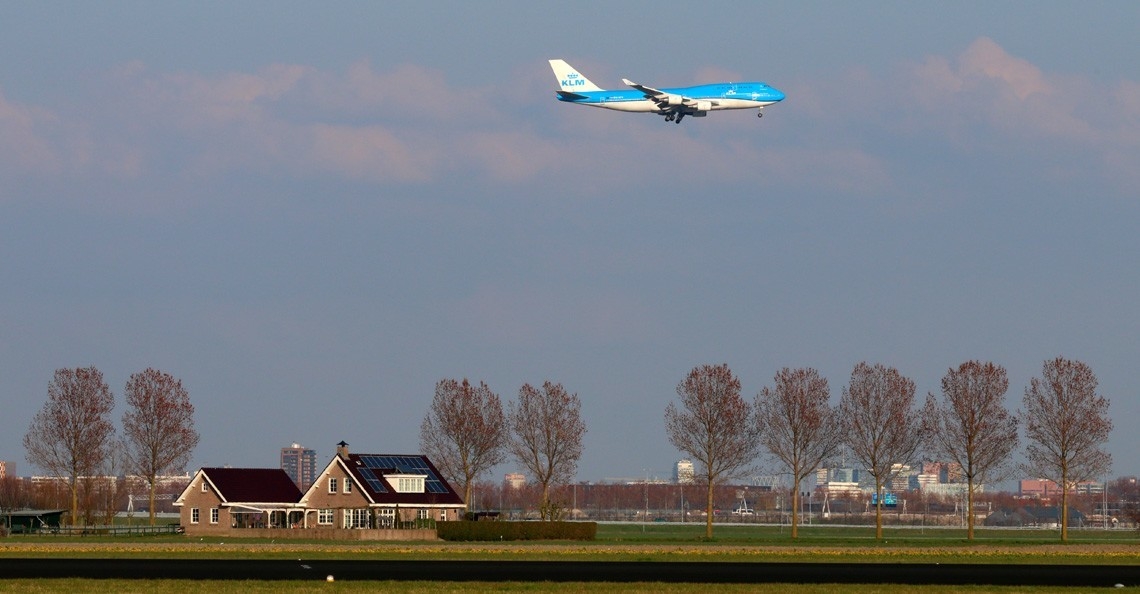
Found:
771,87 -> 786,102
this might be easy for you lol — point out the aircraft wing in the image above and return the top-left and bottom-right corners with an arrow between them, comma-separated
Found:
622,78 -> 717,108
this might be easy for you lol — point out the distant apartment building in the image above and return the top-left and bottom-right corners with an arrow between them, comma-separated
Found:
280,443 -> 318,491
504,473 -> 526,489
0,460 -> 12,479
674,459 -> 694,484
1020,478 -> 1104,498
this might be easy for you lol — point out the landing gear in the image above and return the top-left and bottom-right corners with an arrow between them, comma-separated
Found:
674,112 -> 685,124
664,113 -> 675,122
757,110 -> 764,118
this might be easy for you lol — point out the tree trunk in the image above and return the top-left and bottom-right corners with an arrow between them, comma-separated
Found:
70,477 -> 79,527
1061,488 -> 1069,541
790,487 -> 800,539
966,478 -> 974,540
149,479 -> 158,526
705,482 -> 714,539
874,481 -> 884,540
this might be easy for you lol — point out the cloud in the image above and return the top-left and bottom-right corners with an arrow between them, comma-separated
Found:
0,89 -> 64,175
2,41 -> 1137,205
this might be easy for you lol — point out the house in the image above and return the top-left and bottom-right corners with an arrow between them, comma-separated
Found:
300,442 -> 464,529
174,467 -> 303,535
174,442 -> 465,538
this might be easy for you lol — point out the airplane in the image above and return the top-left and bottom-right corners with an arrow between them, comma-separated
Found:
549,59 -> 785,124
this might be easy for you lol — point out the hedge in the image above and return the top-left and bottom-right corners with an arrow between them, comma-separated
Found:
437,521 -> 597,541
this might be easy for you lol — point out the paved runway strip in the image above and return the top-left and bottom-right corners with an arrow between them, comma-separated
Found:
3,559 -> 1138,586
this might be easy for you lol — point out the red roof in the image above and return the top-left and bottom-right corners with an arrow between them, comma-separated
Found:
202,468 -> 302,503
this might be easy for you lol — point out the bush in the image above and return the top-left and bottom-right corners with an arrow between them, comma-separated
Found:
437,520 -> 597,541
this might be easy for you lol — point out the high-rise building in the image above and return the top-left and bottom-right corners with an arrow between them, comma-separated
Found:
280,443 -> 317,490
674,459 -> 694,484
504,473 -> 526,489
0,460 -> 12,479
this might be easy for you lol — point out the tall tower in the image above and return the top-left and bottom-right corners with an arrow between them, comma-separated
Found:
280,443 -> 317,490
674,459 -> 695,484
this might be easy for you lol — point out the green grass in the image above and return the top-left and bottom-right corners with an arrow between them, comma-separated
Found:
0,581 -> 1123,594
2,523 -> 1139,564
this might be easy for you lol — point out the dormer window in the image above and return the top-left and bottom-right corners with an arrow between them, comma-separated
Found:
390,474 -> 426,493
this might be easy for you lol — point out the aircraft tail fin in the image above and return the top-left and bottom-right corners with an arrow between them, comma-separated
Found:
549,59 -> 603,92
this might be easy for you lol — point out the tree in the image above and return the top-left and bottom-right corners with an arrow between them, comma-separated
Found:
757,367 -> 842,539
665,363 -> 760,539
839,362 -> 922,540
922,361 -> 1019,540
121,368 -> 199,526
507,381 -> 586,520
23,366 -> 116,526
419,378 -> 507,513
1022,356 -> 1112,541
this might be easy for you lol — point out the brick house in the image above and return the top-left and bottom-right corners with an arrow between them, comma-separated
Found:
300,442 -> 464,529
175,442 -> 464,537
174,467 -> 303,536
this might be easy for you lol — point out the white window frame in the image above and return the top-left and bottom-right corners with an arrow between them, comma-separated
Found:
201,482 -> 208,493
343,508 -> 370,529
328,477 -> 338,493
317,509 -> 334,525
210,508 -> 219,524
378,508 -> 395,528
343,477 -> 352,494
190,508 -> 199,524
417,508 -> 430,520
391,474 -> 426,493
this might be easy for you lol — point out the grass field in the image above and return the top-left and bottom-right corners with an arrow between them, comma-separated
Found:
2,525 -> 1138,592
0,581 -> 1123,594
2,523 -> 1138,564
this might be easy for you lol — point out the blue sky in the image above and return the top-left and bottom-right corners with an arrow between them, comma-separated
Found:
2,2 -> 1138,487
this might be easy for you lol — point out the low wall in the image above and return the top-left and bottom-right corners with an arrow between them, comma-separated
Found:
220,528 -> 439,541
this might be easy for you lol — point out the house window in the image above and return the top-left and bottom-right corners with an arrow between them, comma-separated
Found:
201,482 -> 208,493
318,509 -> 334,525
440,509 -> 447,521
417,509 -> 430,520
210,508 -> 219,524
328,477 -> 338,493
191,508 -> 199,524
378,508 -> 395,528
393,476 -> 425,493
343,508 -> 370,529
344,477 -> 352,494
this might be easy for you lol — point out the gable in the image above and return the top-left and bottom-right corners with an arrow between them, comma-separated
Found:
300,456 -> 374,508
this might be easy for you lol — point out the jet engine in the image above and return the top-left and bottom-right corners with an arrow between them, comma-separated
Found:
666,94 -> 684,106
695,100 -> 712,112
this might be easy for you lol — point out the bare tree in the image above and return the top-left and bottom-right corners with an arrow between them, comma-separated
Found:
1022,356 -> 1112,541
419,378 -> 507,513
922,361 -> 1019,540
507,381 -> 586,520
757,367 -> 842,539
23,366 -> 116,526
665,363 -> 760,539
121,368 -> 199,525
839,362 -> 922,540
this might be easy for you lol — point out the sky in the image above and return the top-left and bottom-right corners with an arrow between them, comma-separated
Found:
2,2 -> 1138,488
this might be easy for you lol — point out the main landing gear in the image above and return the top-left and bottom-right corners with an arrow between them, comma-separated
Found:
757,110 -> 764,118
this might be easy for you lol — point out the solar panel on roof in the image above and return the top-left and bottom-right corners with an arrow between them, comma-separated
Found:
356,455 -> 450,494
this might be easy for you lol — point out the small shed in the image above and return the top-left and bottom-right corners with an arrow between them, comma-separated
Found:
3,509 -> 67,533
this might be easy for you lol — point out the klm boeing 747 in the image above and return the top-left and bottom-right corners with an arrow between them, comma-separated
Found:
549,59 -> 784,124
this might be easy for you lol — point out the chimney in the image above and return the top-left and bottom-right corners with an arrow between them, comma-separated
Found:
336,441 -> 350,459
